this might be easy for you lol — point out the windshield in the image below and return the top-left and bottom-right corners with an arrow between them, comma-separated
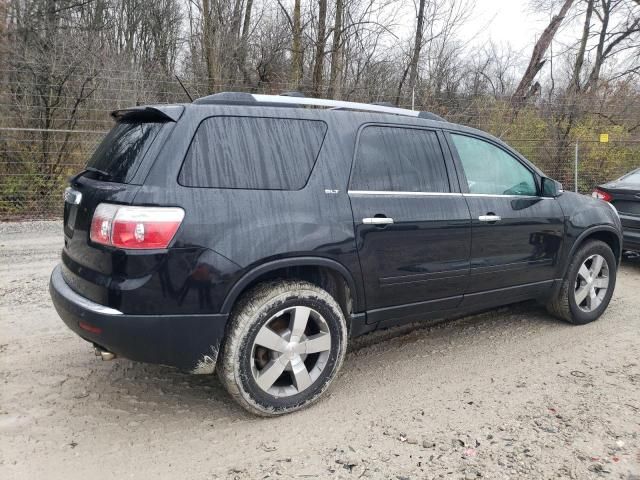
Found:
86,120 -> 165,183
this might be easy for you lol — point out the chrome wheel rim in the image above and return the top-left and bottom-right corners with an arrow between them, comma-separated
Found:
251,306 -> 332,397
574,254 -> 609,313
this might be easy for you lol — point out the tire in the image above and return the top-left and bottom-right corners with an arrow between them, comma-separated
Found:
547,240 -> 617,324
218,280 -> 348,416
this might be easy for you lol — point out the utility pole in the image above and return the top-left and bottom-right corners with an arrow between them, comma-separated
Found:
574,141 -> 579,193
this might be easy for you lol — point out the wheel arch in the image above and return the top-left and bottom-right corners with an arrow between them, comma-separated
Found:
563,226 -> 622,277
220,257 -> 362,321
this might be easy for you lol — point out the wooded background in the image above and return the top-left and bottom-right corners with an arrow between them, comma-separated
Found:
1,0 -> 639,219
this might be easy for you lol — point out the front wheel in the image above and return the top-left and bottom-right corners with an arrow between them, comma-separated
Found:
218,280 -> 348,416
547,240 -> 617,324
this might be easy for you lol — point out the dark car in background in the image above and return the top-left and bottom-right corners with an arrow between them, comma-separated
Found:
594,168 -> 640,253
50,92 -> 623,416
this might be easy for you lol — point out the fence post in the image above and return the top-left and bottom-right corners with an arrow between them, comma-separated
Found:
574,141 -> 579,193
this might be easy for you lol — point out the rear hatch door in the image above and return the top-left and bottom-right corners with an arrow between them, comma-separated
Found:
62,107 -> 181,304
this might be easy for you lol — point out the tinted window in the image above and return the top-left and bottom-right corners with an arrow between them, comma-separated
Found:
351,126 -> 449,192
179,117 -> 327,190
87,121 -> 164,183
451,134 -> 537,196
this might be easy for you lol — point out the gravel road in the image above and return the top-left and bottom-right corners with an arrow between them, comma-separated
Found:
1,221 -> 639,480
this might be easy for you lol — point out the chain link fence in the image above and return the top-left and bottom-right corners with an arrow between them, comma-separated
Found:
0,127 -> 105,219
1,73 -> 639,220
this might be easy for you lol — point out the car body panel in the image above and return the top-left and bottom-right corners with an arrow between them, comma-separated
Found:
598,171 -> 640,251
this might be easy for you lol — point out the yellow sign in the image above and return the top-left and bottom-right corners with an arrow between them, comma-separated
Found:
599,133 -> 609,143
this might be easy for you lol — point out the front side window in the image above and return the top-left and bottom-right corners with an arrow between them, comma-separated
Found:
450,134 -> 537,196
179,117 -> 327,190
350,126 -> 450,192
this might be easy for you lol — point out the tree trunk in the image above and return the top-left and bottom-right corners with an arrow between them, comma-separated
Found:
327,0 -> 344,99
238,0 -> 254,83
570,0 -> 594,93
585,0 -> 611,91
290,0 -> 303,88
312,0 -> 328,96
408,0 -> 426,93
202,0 -> 217,93
511,0 -> 574,107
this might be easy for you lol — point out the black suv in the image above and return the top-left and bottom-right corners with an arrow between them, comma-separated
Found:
50,92 -> 623,415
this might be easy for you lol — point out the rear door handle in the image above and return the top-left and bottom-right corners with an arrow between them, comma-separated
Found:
478,215 -> 501,222
363,217 -> 394,225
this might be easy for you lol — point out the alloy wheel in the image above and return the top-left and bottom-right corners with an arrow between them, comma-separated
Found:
574,254 -> 610,312
250,306 -> 332,397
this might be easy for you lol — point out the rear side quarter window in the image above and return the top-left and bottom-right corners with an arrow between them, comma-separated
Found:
179,117 -> 327,190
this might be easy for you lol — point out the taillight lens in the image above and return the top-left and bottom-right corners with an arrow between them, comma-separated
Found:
90,204 -> 184,249
592,188 -> 613,202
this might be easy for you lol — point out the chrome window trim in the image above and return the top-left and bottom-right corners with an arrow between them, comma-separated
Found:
347,190 -> 551,199
347,190 -> 462,197
462,193 -> 550,199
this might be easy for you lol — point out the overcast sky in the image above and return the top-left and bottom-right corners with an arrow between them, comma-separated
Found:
459,0 -> 551,53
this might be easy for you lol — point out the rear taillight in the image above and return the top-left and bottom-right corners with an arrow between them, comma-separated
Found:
592,188 -> 613,202
90,203 -> 184,249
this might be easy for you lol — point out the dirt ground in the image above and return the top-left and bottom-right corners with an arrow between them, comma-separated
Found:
1,221 -> 639,480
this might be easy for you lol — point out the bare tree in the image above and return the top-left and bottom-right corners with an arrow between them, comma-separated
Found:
570,0 -> 595,92
312,0 -> 328,96
291,0 -> 303,87
512,0 -> 575,107
327,0 -> 344,98
584,0 -> 640,91
408,0 -> 427,93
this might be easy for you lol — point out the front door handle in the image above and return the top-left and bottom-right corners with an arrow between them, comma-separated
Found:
363,217 -> 394,225
478,215 -> 501,222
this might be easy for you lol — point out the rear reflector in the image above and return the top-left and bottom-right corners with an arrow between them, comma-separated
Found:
79,321 -> 102,334
90,203 -> 184,249
592,188 -> 613,202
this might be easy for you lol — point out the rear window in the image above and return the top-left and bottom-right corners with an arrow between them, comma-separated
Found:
178,116 -> 327,190
620,169 -> 640,184
87,121 -> 165,183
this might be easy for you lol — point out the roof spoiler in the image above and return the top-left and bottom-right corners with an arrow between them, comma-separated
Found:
110,105 -> 185,122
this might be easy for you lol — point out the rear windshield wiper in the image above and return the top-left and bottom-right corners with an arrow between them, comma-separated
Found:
85,166 -> 113,179
68,167 -> 113,187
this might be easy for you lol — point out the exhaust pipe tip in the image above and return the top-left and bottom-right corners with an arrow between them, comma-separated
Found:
93,346 -> 116,361
100,351 -> 116,361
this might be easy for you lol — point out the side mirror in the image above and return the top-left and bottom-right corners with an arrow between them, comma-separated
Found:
541,177 -> 563,198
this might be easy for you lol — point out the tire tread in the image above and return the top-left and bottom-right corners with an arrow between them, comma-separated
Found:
217,280 -> 347,416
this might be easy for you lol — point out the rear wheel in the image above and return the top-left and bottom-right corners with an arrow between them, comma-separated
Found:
218,280 -> 347,416
547,240 -> 617,324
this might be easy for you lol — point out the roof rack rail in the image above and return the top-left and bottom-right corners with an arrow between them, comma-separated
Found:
193,92 -> 445,121
253,94 -> 445,120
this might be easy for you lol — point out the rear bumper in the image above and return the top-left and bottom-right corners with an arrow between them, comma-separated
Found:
49,264 -> 227,373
